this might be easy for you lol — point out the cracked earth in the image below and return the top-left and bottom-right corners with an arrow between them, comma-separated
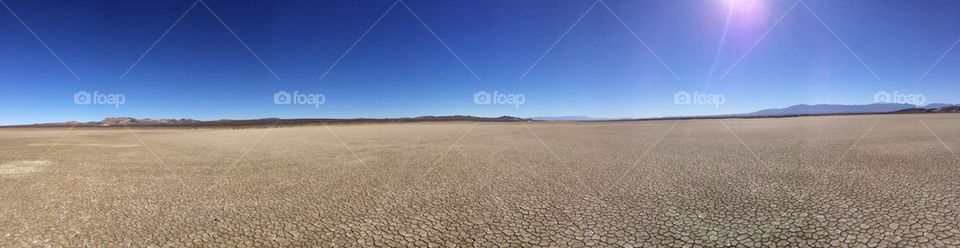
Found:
1,114 -> 959,247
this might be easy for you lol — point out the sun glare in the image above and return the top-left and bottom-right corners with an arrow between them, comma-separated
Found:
724,0 -> 758,7
722,0 -> 769,27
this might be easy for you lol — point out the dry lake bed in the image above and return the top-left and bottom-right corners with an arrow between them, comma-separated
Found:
2,114 -> 959,247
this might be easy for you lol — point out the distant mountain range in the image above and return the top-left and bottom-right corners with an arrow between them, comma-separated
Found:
530,103 -> 960,121
892,105 -> 960,114
19,115 -> 530,127
55,117 -> 202,126
742,103 -> 958,117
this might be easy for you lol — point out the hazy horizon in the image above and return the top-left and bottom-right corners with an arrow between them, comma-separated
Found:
9,101 -> 958,126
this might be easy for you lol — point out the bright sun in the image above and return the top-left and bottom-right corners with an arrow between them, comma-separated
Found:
721,0 -> 767,24
724,0 -> 761,8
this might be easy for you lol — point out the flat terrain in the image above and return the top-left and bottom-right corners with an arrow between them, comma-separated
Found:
2,114 -> 959,247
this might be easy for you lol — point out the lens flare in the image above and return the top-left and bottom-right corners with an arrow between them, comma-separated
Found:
704,0 -> 771,89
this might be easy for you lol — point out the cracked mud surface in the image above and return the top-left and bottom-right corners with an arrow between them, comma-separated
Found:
1,114 -> 959,247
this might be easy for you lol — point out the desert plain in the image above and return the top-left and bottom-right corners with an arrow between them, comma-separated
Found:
1,114 -> 959,247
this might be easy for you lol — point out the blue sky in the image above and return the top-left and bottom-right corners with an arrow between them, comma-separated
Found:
2,0 -> 959,125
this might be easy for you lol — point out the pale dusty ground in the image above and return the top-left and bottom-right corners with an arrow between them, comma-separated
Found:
1,114 -> 959,247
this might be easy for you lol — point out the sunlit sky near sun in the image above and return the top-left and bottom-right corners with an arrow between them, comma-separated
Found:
1,0 -> 959,124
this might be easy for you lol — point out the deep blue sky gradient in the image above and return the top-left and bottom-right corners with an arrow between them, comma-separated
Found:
2,0 -> 959,124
